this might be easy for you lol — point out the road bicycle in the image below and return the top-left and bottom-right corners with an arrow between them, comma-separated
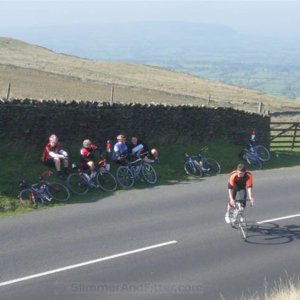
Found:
115,153 -> 157,189
228,192 -> 252,241
18,170 -> 70,208
240,144 -> 270,170
184,146 -> 221,177
67,160 -> 117,195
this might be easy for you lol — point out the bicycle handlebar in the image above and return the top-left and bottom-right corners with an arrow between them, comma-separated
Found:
129,157 -> 142,165
185,146 -> 208,158
139,151 -> 149,158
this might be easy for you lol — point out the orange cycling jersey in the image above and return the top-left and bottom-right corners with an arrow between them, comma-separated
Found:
228,170 -> 253,190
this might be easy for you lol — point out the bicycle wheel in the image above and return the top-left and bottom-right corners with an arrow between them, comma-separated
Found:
229,209 -> 238,228
202,158 -> 221,176
116,166 -> 134,189
240,149 -> 248,160
237,213 -> 248,241
184,160 -> 202,177
254,145 -> 270,162
142,163 -> 157,184
19,189 -> 43,208
67,173 -> 89,195
47,182 -> 70,202
96,171 -> 117,192
245,153 -> 262,170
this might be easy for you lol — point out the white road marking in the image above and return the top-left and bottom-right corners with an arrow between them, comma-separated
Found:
0,240 -> 177,287
257,214 -> 300,224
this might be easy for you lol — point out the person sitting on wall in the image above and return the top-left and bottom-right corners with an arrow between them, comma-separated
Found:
41,134 -> 69,179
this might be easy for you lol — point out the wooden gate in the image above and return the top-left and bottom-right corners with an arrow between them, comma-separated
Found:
270,122 -> 300,149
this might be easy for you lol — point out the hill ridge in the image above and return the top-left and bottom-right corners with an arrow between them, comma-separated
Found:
1,36 -> 300,116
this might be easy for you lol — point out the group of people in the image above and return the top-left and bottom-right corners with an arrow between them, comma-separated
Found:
112,134 -> 159,165
41,133 -> 159,180
41,134 -> 254,224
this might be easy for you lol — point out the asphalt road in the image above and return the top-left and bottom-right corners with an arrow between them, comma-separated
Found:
1,166 -> 300,300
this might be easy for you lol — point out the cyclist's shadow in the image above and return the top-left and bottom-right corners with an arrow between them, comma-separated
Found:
245,222 -> 300,245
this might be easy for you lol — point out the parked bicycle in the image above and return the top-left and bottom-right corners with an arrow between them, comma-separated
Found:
228,191 -> 252,241
116,153 -> 157,189
67,159 -> 117,195
18,170 -> 70,208
240,130 -> 270,170
240,143 -> 270,170
184,146 -> 221,177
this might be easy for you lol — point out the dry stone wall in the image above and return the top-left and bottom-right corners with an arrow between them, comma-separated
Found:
0,99 -> 270,147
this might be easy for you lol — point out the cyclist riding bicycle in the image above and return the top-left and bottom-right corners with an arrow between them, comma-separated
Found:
225,163 -> 254,224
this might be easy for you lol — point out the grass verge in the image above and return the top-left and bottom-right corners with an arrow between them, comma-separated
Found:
1,138 -> 300,217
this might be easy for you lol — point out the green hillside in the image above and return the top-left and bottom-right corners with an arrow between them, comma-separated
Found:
1,37 -> 300,117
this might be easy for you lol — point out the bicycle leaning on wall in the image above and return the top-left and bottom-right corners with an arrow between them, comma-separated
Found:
115,152 -> 158,189
67,159 -> 117,195
239,130 -> 270,170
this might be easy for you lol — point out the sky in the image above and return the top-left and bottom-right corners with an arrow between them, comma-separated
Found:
0,1 -> 299,38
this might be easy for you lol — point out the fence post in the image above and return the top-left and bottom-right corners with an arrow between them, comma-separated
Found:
258,102 -> 262,113
207,95 -> 211,106
292,123 -> 298,149
110,85 -> 114,105
6,83 -> 11,100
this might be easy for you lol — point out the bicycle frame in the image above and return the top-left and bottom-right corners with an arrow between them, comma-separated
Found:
72,162 -> 105,188
29,174 -> 54,201
115,152 -> 157,188
229,201 -> 248,241
19,177 -> 52,207
184,146 -> 221,177
241,136 -> 270,169
248,145 -> 261,159
196,154 -> 210,173
19,171 -> 70,207
68,159 -> 117,194
128,157 -> 144,181
32,183 -> 52,201
241,147 -> 262,170
188,154 -> 202,171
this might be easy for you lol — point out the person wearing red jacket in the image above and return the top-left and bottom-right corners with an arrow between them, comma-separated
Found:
225,163 -> 254,224
41,134 -> 69,178
80,139 -> 101,179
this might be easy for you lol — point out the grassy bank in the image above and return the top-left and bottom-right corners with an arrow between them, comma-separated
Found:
1,138 -> 300,217
1,139 -> 300,300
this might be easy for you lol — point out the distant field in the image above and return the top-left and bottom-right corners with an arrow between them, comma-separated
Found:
164,59 -> 300,101
1,37 -> 300,121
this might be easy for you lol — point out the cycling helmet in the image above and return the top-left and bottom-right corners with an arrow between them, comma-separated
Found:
83,139 -> 92,148
151,148 -> 158,156
49,134 -> 58,144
